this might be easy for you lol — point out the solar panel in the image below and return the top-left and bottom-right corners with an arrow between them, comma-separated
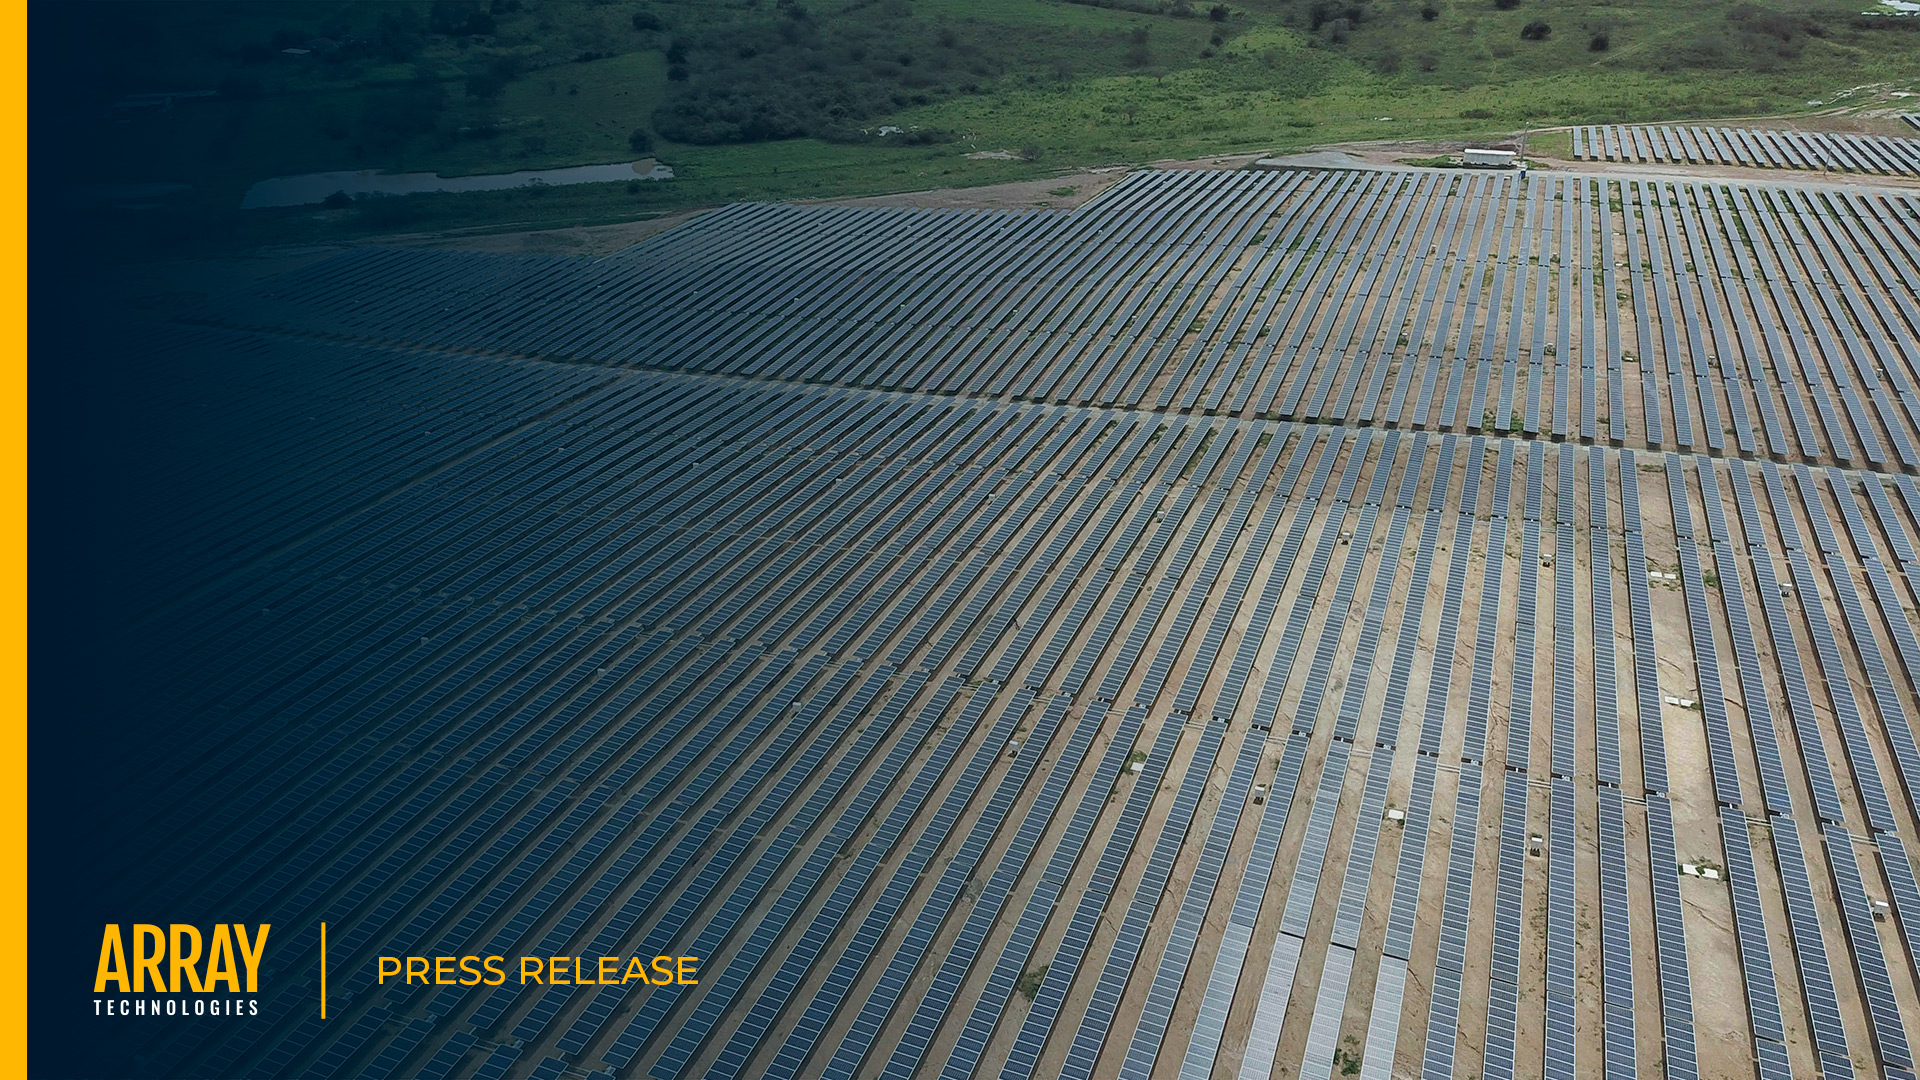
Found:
111,163 -> 1920,1080
1771,816 -> 1853,1062
1880,836 -> 1920,986
1114,724 -> 1257,1080
1545,778 -> 1577,1080
1644,796 -> 1697,1078
1826,828 -> 1915,1069
1719,808 -> 1789,1046
1057,722 -> 1224,1080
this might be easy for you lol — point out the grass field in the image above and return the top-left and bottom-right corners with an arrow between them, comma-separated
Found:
36,0 -> 1920,253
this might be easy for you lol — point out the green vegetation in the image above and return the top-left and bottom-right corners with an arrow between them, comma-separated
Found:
40,0 -> 1920,254
1016,964 -> 1049,1000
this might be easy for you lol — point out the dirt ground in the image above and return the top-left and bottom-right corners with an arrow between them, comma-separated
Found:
119,124 -> 1920,1080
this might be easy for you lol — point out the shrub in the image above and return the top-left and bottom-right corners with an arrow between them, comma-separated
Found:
361,82 -> 446,147
1016,966 -> 1048,1000
1421,4 -> 1439,19
1209,3 -> 1230,20
1589,31 -> 1609,50
465,56 -> 518,98
632,11 -> 664,32
1306,3 -> 1366,31
217,76 -> 262,101
1494,0 -> 1520,9
358,193 -> 423,226
1521,19 -> 1550,40
429,0 -> 493,36
628,128 -> 653,153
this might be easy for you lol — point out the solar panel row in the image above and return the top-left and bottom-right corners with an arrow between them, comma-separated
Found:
1729,464 -> 1850,825
1365,438 -> 1484,1075
1057,721 -> 1226,1080
1545,777 -> 1578,1080
1665,457 -> 1743,808
1115,728 -> 1261,1080
1719,808 -> 1793,1077
1597,787 -> 1637,1079
1826,828 -> 1917,1070
937,704 -> 1148,1080
127,374 -> 1297,1068
1617,450 -> 1671,796
1422,442 -> 1515,1079
1644,796 -> 1698,1080
104,161 -> 1920,1080
180,172 -> 1920,463
1576,124 -> 1920,177
1250,436 -> 1394,1072
1245,436 -> 1455,1080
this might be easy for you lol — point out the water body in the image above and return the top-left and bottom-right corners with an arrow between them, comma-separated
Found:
241,159 -> 673,209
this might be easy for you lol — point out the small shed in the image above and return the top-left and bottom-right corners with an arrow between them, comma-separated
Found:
1464,148 -> 1518,168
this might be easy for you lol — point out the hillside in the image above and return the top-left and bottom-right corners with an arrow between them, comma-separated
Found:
32,0 -> 1920,251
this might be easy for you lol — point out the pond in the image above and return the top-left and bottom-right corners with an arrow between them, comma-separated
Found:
241,159 -> 673,209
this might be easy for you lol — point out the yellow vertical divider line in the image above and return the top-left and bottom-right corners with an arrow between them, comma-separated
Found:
321,923 -> 328,1019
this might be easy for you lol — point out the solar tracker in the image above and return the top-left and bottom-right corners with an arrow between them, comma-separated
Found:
1115,727 -> 1259,1080
105,165 -> 1920,1080
1578,125 -> 1920,176
1826,828 -> 1916,1070
1772,816 -> 1854,1065
1545,778 -> 1577,1080
1056,721 -> 1224,1080
1645,796 -> 1698,1079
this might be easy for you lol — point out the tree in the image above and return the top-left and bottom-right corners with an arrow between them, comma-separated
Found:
465,56 -> 517,98
430,0 -> 493,35
1494,0 -> 1520,9
1521,19 -> 1551,40
1589,31 -> 1610,50
628,128 -> 653,153
361,81 -> 445,147
632,11 -> 664,32
217,76 -> 262,101
1209,4 -> 1230,21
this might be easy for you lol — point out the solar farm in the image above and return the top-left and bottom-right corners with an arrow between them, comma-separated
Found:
1572,124 -> 1920,177
96,161 -> 1920,1080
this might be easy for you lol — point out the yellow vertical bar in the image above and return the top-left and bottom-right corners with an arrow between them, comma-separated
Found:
320,923 -> 328,1019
